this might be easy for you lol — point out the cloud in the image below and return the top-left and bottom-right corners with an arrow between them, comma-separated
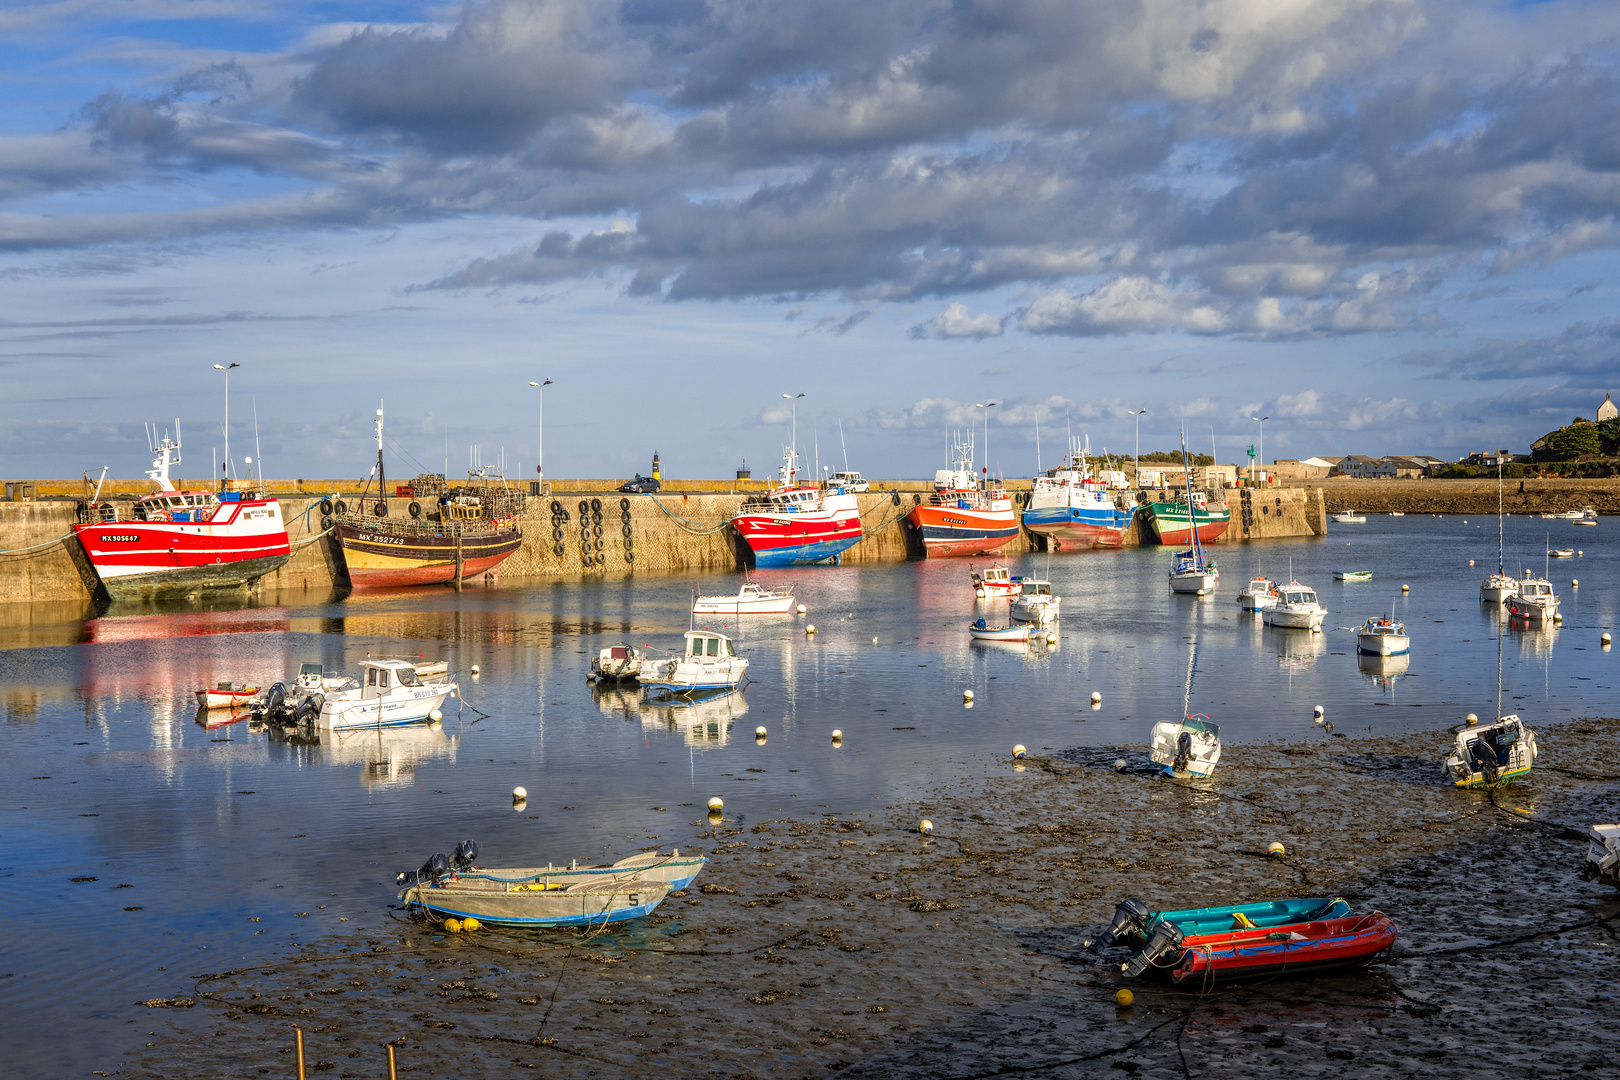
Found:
1403,321 -> 1620,382
1020,277 -> 1230,336
909,302 -> 1004,339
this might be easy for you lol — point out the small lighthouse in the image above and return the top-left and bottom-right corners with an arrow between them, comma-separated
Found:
651,450 -> 661,481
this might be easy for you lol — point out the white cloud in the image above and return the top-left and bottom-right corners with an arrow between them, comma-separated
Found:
909,302 -> 1004,339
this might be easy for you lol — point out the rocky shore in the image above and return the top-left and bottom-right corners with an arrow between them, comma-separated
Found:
1299,477 -> 1620,516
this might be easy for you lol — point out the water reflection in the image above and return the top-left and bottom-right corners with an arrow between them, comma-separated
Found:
313,724 -> 459,789
1358,652 -> 1411,690
1273,627 -> 1326,671
640,688 -> 748,746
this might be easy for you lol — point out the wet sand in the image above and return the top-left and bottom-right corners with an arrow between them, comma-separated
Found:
129,716 -> 1620,1079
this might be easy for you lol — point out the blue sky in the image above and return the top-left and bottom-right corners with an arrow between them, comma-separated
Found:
4,1 -> 1620,482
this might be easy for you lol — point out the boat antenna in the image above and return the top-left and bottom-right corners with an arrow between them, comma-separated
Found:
838,417 -> 849,473
253,397 -> 262,493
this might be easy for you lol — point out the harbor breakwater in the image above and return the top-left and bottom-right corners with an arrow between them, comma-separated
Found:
0,485 -> 1327,604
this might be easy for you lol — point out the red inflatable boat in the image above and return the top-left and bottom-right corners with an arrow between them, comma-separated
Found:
1169,912 -> 1396,986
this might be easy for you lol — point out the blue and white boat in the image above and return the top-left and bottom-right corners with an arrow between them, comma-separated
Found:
731,444 -> 863,567
1355,614 -> 1410,656
1021,443 -> 1136,549
637,630 -> 749,694
969,618 -> 1031,642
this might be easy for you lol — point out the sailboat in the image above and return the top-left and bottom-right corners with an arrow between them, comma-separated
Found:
1149,637 -> 1221,778
1441,619 -> 1539,787
1480,461 -> 1517,603
1168,432 -> 1219,594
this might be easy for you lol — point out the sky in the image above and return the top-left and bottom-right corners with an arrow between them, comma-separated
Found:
3,0 -> 1620,483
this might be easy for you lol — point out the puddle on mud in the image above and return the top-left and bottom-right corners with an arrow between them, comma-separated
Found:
130,717 -> 1620,1078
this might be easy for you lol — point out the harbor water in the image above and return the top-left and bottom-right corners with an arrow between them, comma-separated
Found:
3,515 -> 1617,1077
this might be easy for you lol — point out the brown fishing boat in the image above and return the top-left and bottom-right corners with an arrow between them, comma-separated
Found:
334,408 -> 524,587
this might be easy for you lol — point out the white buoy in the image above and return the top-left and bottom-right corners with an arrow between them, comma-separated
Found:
1090,691 -> 1101,704
873,637 -> 879,644
512,786 -> 527,803
1313,705 -> 1324,721
797,604 -> 807,614
1468,560 -> 1475,566
707,796 -> 723,812
1267,841 -> 1286,858
918,819 -> 933,835
806,624 -> 816,635
976,587 -> 986,598
1401,584 -> 1409,592
831,729 -> 842,740
429,708 -> 443,722
1602,633 -> 1612,647
1465,713 -> 1478,724
471,664 -> 480,675
1578,550 -> 1584,556
755,726 -> 767,737
1113,758 -> 1127,772
963,689 -> 975,702
1012,744 -> 1026,759
1048,633 -> 1058,645
1572,579 -> 1579,588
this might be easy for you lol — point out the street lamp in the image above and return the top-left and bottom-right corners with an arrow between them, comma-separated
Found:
1250,415 -> 1268,485
1128,408 -> 1147,490
212,362 -> 240,490
974,401 -> 997,485
529,378 -> 552,488
782,393 -> 805,483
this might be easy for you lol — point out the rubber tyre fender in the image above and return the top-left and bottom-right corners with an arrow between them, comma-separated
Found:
591,497 -> 602,513
374,501 -> 388,517
621,523 -> 633,538
620,497 -> 630,511
912,494 -> 922,505
592,510 -> 603,524
553,542 -> 564,556
593,523 -> 603,538
552,527 -> 564,542
408,501 -> 421,519
624,549 -> 634,562
321,516 -> 333,531
595,538 -> 604,551
623,535 -> 633,550
582,553 -> 594,567
319,498 -> 333,515
550,500 -> 562,514
334,500 -> 348,515
578,500 -> 590,514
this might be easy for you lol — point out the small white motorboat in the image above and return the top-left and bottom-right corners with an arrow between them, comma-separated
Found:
971,563 -> 1018,597
589,643 -> 646,682
1547,547 -> 1575,558
194,682 -> 259,710
316,659 -> 459,731
1168,550 -> 1219,594
1330,510 -> 1367,523
1263,581 -> 1326,630
638,630 -> 749,695
692,580 -> 796,614
1583,825 -> 1620,889
1547,508 -> 1586,520
1506,574 -> 1560,622
1388,512 -> 1405,516
1480,572 -> 1517,604
1356,614 -> 1410,656
969,618 -> 1030,642
1010,577 -> 1061,624
1149,716 -> 1221,778
1441,714 -> 1538,787
1333,569 -> 1372,582
1236,576 -> 1278,610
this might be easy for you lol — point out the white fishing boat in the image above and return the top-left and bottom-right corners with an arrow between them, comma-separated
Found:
1583,825 -> 1620,889
1149,638 -> 1221,778
1263,581 -> 1326,630
1547,508 -> 1585,520
971,563 -> 1018,597
1507,572 -> 1560,622
194,682 -> 259,710
1356,614 -> 1410,656
1441,714 -> 1538,787
1388,512 -> 1405,516
692,580 -> 796,614
1574,518 -> 1597,526
1330,510 -> 1367,523
638,630 -> 749,694
1010,577 -> 1061,624
1236,576 -> 1278,610
589,643 -> 646,682
969,618 -> 1030,642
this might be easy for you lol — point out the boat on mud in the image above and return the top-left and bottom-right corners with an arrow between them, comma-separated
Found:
1125,912 -> 1397,986
637,630 -> 749,695
1021,443 -> 1136,549
1097,896 -> 1353,951
692,581 -> 797,614
1441,713 -> 1538,787
730,442 -> 863,567
1150,636 -> 1221,778
72,427 -> 291,601
1583,825 -> 1620,889
907,433 -> 1018,558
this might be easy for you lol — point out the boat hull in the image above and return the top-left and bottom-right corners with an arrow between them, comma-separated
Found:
1169,572 -> 1217,595
1264,607 -> 1325,630
1169,913 -> 1396,986
1138,899 -> 1352,946
337,523 -> 521,587
400,879 -> 670,928
321,686 -> 455,730
1506,597 -> 1559,621
692,597 -> 797,614
1140,502 -> 1231,546
73,511 -> 292,600
908,504 -> 1019,558
1357,634 -> 1410,656
1021,505 -> 1134,548
969,625 -> 1030,642
731,503 -> 863,567
196,688 -> 259,709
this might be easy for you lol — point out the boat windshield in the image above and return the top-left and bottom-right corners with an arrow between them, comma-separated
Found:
1285,591 -> 1317,604
1019,582 -> 1050,596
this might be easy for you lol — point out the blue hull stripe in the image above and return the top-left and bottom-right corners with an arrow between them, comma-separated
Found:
751,535 -> 863,566
1022,507 -> 1135,532
410,899 -> 662,927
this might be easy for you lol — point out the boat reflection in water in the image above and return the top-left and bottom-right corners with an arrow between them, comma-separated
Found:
195,705 -> 254,730
1358,652 -> 1411,690
1275,627 -> 1326,672
264,721 -> 458,788
640,688 -> 749,747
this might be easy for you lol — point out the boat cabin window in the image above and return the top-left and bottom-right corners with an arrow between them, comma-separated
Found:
367,667 -> 391,688
300,663 -> 322,677
395,667 -> 419,687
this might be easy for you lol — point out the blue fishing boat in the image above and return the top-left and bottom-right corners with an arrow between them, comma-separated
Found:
1022,442 -> 1136,549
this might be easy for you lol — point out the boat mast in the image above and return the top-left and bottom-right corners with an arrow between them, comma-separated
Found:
838,417 -> 849,473
375,404 -> 386,502
1183,635 -> 1197,720
1497,458 -> 1504,577
1179,430 -> 1203,566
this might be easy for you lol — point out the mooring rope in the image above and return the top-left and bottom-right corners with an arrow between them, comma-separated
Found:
645,494 -> 733,535
0,532 -> 73,556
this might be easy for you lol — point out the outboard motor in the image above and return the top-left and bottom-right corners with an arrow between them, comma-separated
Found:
397,852 -> 451,888
1095,897 -> 1152,949
1466,738 -> 1499,784
292,693 -> 324,723
451,839 -> 480,872
1122,919 -> 1186,978
1173,730 -> 1194,773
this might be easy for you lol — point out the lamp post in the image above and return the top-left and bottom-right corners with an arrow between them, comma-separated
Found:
1128,408 -> 1147,490
212,362 -> 239,490
1250,415 -> 1268,485
974,401 -> 997,485
528,378 -> 552,489
782,393 -> 805,483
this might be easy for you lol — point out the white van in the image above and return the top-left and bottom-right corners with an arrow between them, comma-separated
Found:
828,471 -> 870,492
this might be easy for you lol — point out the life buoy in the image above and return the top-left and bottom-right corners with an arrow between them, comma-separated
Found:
593,523 -> 603,538
321,516 -> 333,531
408,501 -> 421,519
591,497 -> 602,513
550,500 -> 562,514
334,500 -> 348,515
620,497 -> 630,511
621,523 -> 633,538
374,501 -> 388,517
319,498 -> 333,515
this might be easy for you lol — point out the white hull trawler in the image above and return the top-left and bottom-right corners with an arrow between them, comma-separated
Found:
638,630 -> 749,695
1506,575 -> 1559,621
692,581 -> 796,615
1263,581 -> 1326,630
318,659 -> 458,731
1356,615 -> 1410,656
1236,576 -> 1278,610
1010,577 -> 1061,624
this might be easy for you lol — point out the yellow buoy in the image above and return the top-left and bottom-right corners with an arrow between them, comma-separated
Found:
796,604 -> 807,614
1012,744 -> 1026,759
919,819 -> 933,835
707,796 -> 723,812
1090,691 -> 1102,704
1572,579 -> 1579,588
443,918 -> 462,932
1115,988 -> 1134,1007
461,917 -> 482,932
1602,633 -> 1612,647
963,689 -> 975,702
805,624 -> 816,635
1401,584 -> 1409,592
831,729 -> 843,740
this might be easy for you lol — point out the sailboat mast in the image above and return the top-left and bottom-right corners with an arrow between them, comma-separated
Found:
1497,459 -> 1504,576
1179,430 -> 1202,564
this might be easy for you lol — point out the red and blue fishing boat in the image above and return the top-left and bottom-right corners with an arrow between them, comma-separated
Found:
731,445 -> 863,567
1022,442 -> 1136,548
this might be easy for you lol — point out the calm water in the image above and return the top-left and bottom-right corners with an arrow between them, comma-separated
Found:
3,514 -> 1615,1076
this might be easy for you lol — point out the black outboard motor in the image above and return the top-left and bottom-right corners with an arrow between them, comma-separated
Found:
292,693 -> 324,723
1173,730 -> 1194,773
451,839 -> 480,872
264,682 -> 287,718
396,852 -> 451,888
1466,738 -> 1499,784
1122,919 -> 1186,978
1096,897 -> 1152,949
